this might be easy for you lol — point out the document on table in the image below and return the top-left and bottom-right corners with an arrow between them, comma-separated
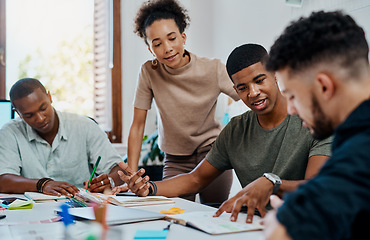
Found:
165,211 -> 264,235
24,192 -> 68,201
90,193 -> 175,207
109,195 -> 175,207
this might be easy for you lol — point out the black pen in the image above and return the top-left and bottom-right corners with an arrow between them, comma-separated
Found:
164,220 -> 174,231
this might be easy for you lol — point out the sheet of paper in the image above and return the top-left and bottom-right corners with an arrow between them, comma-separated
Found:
8,199 -> 33,209
66,204 -> 164,225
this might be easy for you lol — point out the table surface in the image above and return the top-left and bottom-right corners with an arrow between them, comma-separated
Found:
0,193 -> 264,240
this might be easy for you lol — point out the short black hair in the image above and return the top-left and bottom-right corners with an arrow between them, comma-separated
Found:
266,11 -> 369,76
9,78 -> 47,108
226,43 -> 268,82
134,0 -> 190,46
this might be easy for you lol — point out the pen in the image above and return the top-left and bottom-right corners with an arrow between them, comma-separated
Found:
87,156 -> 101,190
164,220 -> 174,231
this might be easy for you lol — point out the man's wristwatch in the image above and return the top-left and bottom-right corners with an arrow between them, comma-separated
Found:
263,173 -> 282,194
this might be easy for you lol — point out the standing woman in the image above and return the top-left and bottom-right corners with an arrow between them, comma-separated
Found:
127,0 -> 239,203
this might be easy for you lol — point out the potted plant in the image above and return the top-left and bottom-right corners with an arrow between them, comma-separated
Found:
139,130 -> 164,181
123,129 -> 164,181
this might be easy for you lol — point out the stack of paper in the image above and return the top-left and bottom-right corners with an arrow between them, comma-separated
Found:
87,193 -> 175,207
108,195 -> 175,207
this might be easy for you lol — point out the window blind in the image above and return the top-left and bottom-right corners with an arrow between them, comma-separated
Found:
93,0 -> 122,143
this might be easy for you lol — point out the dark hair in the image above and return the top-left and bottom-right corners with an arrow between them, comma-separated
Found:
266,11 -> 369,76
226,43 -> 268,82
134,0 -> 190,46
10,78 -> 47,108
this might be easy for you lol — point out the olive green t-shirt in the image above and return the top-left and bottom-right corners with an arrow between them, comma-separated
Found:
206,110 -> 332,187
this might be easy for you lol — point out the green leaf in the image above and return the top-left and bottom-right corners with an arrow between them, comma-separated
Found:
142,154 -> 149,166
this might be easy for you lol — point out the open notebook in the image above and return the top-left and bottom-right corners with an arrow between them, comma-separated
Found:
65,204 -> 165,225
24,192 -> 68,201
103,195 -> 174,207
165,211 -> 264,235
82,192 -> 175,207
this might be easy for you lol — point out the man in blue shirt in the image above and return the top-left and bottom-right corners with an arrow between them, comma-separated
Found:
264,11 -> 370,239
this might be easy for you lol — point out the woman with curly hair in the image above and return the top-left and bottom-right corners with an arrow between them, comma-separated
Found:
125,0 -> 239,203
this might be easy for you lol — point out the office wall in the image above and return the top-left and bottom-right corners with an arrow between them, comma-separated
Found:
120,0 -> 370,146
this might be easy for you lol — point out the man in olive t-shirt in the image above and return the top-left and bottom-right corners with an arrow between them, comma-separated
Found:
207,110 -> 330,189
114,44 -> 331,224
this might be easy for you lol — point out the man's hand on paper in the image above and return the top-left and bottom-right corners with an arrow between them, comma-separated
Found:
214,176 -> 273,223
213,187 -> 246,215
42,180 -> 79,197
112,162 -> 150,196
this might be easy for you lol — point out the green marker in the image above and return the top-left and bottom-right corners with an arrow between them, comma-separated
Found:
87,156 -> 101,190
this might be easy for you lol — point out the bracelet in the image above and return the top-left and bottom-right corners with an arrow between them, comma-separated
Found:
36,178 -> 53,193
148,181 -> 157,196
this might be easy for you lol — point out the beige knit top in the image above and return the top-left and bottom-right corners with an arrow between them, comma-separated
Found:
134,52 -> 239,155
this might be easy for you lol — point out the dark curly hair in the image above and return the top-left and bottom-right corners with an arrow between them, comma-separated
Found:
226,44 -> 268,82
266,11 -> 369,77
134,0 -> 190,46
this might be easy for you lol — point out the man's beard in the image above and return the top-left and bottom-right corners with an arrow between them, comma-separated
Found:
310,95 -> 334,140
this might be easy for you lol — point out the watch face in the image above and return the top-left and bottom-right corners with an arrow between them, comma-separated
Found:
264,173 -> 281,184
264,173 -> 281,194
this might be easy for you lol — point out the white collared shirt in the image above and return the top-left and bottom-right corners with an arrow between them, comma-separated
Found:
0,111 -> 122,187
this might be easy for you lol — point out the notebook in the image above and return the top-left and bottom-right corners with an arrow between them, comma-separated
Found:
95,194 -> 175,207
165,211 -> 264,235
66,204 -> 165,225
24,192 -> 68,201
